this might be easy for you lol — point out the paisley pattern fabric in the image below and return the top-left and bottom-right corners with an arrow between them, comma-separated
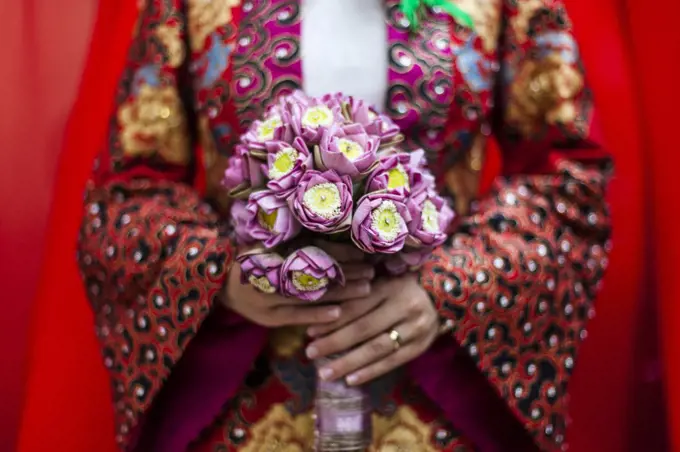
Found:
76,0 -> 612,451
384,2 -> 456,173
231,0 -> 303,130
421,160 -> 611,450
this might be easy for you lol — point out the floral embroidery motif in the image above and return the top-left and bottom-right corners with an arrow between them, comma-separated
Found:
117,84 -> 190,165
188,0 -> 241,51
370,407 -> 437,452
195,34 -> 235,89
452,35 -> 494,93
241,405 -> 314,452
156,23 -> 185,68
452,0 -> 501,52
507,52 -> 584,135
512,0 -> 545,43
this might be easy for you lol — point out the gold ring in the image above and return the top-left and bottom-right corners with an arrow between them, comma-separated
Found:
388,329 -> 402,351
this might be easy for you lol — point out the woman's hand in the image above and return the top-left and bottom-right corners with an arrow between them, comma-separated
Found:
223,242 -> 374,328
304,274 -> 439,385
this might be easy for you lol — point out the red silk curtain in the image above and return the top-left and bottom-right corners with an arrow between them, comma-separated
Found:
16,3 -> 138,451
16,0 -> 677,450
624,0 -> 680,449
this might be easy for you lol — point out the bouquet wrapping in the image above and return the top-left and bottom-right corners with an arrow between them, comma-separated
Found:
222,91 -> 454,451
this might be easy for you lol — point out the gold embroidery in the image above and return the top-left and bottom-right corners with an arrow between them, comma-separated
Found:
242,405 -> 314,452
156,24 -> 185,68
370,406 -> 437,452
187,0 -> 241,51
118,84 -> 190,165
453,0 -> 502,52
506,54 -> 584,136
269,326 -> 308,358
243,405 -> 439,451
512,0 -> 545,43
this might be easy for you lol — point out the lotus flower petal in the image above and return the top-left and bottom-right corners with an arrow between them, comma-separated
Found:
280,246 -> 345,302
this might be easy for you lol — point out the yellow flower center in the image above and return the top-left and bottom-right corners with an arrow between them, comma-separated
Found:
248,275 -> 276,294
258,116 -> 282,141
336,138 -> 364,161
302,106 -> 334,128
371,200 -> 402,242
421,200 -> 440,233
269,147 -> 298,179
258,208 -> 278,230
387,165 -> 410,190
292,271 -> 329,292
302,183 -> 342,219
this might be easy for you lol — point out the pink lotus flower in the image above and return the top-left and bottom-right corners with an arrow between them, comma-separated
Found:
286,92 -> 345,143
347,97 -> 400,142
230,200 -> 256,245
237,251 -> 284,294
241,113 -> 293,150
289,170 -> 353,233
316,124 -> 379,177
365,150 -> 434,196
351,192 -> 412,254
246,190 -> 301,248
280,246 -> 345,302
222,145 -> 266,193
265,138 -> 313,198
405,189 -> 455,248
384,248 -> 434,275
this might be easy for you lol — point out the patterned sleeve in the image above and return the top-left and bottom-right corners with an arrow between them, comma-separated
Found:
76,0 -> 240,449
420,1 -> 612,450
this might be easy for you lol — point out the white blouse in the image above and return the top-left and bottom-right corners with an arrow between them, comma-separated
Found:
301,0 -> 388,111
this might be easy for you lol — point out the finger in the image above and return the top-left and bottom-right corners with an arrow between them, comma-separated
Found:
320,280 -> 371,302
313,240 -> 365,263
307,293 -> 382,338
271,304 -> 342,326
341,263 -> 375,281
343,343 -> 422,386
305,297 -> 400,359
314,320 -> 422,381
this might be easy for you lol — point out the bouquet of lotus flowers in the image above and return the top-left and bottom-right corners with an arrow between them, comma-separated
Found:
222,91 -> 454,451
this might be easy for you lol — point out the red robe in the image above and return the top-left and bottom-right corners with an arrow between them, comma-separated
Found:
21,1 -> 670,451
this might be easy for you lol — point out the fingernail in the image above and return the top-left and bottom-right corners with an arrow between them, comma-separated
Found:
328,307 -> 341,319
346,374 -> 359,386
364,269 -> 375,279
360,282 -> 370,296
306,345 -> 318,359
307,327 -> 319,337
319,367 -> 334,381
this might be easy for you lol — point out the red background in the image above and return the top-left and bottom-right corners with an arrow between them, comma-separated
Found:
0,1 -> 95,450
2,1 -> 677,451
